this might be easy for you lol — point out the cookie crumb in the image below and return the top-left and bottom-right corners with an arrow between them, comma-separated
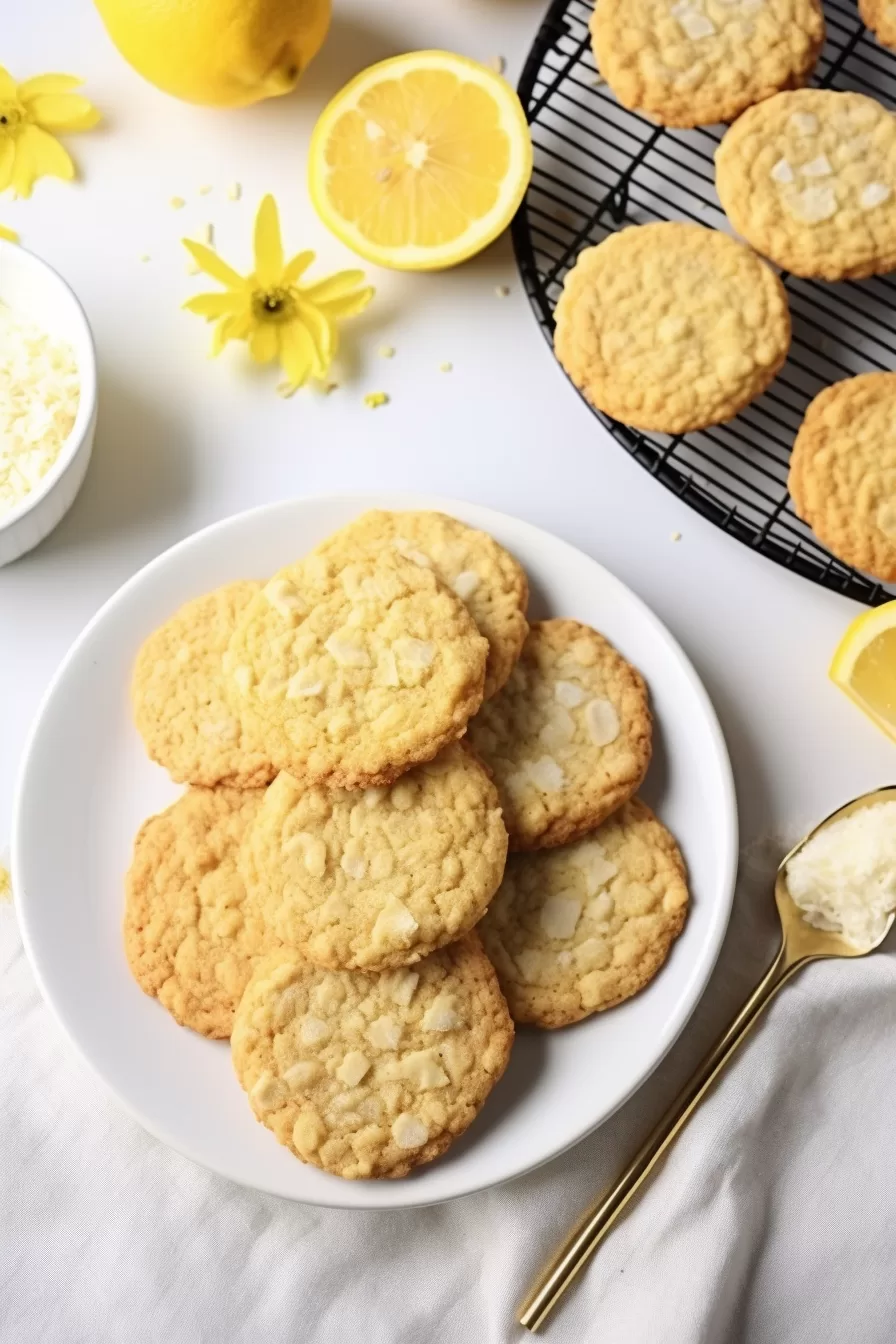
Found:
670,531 -> 682,542
139,252 -> 151,263
170,196 -> 185,210
201,222 -> 214,246
378,345 -> 395,359
364,391 -> 389,409
199,184 -> 212,196
227,182 -> 242,201
495,284 -> 510,298
439,361 -> 453,373
488,55 -> 506,75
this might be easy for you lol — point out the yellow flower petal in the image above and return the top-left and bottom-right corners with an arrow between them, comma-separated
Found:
16,73 -> 83,99
0,67 -> 17,99
0,222 -> 18,242
0,138 -> 15,193
253,194 -> 283,288
295,300 -> 333,370
316,288 -> 376,322
182,239 -> 247,291
249,323 -> 278,363
24,93 -> 101,132
279,322 -> 318,389
11,125 -> 74,197
282,249 -> 315,284
302,271 -> 369,304
209,311 -> 252,355
183,292 -> 244,319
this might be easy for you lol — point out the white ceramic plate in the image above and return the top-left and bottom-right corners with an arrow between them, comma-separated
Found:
13,494 -> 737,1210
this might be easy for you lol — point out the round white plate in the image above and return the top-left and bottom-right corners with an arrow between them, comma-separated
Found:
13,494 -> 737,1209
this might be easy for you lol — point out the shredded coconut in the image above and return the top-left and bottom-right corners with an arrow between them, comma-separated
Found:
785,801 -> 896,948
0,302 -> 79,518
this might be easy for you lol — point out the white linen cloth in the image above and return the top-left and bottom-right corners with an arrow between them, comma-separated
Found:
3,837 -> 896,1344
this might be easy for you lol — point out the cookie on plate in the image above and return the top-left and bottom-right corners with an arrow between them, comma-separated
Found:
132,581 -> 275,789
478,800 -> 689,1027
860,0 -> 896,48
314,510 -> 529,699
789,372 -> 896,581
225,550 -> 488,790
715,89 -> 896,280
231,936 -> 514,1179
124,787 -> 266,1039
242,744 -> 508,971
554,223 -> 790,434
466,619 -> 652,850
591,0 -> 824,129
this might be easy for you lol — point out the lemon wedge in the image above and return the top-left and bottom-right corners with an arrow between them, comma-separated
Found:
830,600 -> 896,741
308,51 -> 533,271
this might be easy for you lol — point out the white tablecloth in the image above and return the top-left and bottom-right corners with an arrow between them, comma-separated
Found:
4,835 -> 896,1344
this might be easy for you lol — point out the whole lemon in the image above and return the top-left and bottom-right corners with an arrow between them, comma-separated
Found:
93,0 -> 332,107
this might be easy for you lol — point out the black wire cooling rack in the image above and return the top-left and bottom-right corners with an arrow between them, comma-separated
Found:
511,0 -> 896,604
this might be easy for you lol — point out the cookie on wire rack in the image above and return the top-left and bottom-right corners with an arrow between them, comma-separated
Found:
590,0 -> 825,129
554,222 -> 790,435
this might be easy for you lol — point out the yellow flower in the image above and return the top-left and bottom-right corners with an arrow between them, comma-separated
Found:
0,68 -> 100,198
182,194 -> 375,394
0,222 -> 17,241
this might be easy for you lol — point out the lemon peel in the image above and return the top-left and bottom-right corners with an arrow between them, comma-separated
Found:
0,68 -> 100,198
182,193 -> 374,394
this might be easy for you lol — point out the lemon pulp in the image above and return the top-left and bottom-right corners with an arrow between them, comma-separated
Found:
830,601 -> 896,740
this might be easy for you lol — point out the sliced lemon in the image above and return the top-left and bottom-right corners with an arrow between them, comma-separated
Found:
830,600 -> 896,741
308,50 -> 533,271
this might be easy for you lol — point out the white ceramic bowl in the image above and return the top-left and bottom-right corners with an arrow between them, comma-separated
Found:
0,239 -> 97,566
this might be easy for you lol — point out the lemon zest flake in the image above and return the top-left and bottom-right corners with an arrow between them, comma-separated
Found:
364,391 -> 388,409
170,195 -> 185,209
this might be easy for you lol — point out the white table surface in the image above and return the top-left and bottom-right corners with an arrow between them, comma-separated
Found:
3,3 -> 896,1342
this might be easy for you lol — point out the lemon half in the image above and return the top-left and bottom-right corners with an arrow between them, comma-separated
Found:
308,51 -> 533,271
830,600 -> 896,741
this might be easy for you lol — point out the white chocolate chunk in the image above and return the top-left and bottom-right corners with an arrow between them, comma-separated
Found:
554,680 -> 585,708
788,185 -> 837,223
364,785 -> 389,808
372,895 -> 419,946
394,637 -> 435,668
452,570 -> 480,600
286,671 -> 324,699
249,1071 -> 285,1112
525,756 -> 566,791
232,664 -> 252,694
389,969 -> 420,1007
368,1014 -> 403,1050
585,698 -> 621,746
340,841 -> 367,880
392,1113 -> 429,1149
263,577 -> 307,620
861,182 -> 891,210
300,1016 -> 329,1045
589,891 -> 615,922
789,111 -> 818,135
422,994 -> 461,1031
557,950 -> 573,967
198,717 -> 239,742
377,647 -> 400,686
770,158 -> 794,184
801,154 -> 832,178
325,634 -> 370,667
540,894 -> 583,940
516,949 -> 547,982
336,1051 -> 371,1087
394,538 -> 432,568
283,1060 -> 322,1090
540,706 -> 576,750
395,1050 -> 449,1090
677,10 -> 715,39
876,499 -> 896,539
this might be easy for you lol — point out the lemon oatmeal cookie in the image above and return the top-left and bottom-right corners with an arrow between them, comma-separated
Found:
715,89 -> 896,280
479,800 -> 689,1027
466,619 -> 652,851
231,936 -> 514,1179
314,510 -> 529,699
553,223 -> 790,434
132,582 -> 275,789
591,0 -> 824,129
242,744 -> 508,971
788,372 -> 896,581
860,0 -> 896,49
225,550 -> 488,790
124,787 -> 266,1039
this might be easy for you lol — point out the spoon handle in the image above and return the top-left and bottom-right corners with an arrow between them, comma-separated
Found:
518,938 -> 807,1332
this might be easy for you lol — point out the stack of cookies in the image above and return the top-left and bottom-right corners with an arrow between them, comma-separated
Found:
125,509 -> 689,1180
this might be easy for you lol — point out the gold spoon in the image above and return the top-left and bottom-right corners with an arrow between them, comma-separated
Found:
518,785 -> 896,1333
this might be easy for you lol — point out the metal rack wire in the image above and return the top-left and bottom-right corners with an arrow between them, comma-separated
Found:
511,0 -> 896,604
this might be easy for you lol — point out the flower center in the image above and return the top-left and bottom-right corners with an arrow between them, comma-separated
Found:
252,287 -> 297,324
0,100 -> 27,134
